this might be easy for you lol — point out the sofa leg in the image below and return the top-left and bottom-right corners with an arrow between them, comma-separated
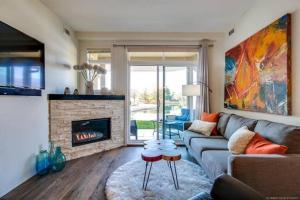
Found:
185,147 -> 188,152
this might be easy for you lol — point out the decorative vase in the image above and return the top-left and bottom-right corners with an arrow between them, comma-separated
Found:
48,141 -> 55,170
36,150 -> 50,176
74,63 -> 106,95
85,81 -> 94,95
52,147 -> 66,172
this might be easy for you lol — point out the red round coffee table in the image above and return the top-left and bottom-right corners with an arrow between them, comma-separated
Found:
141,149 -> 162,190
141,140 -> 181,190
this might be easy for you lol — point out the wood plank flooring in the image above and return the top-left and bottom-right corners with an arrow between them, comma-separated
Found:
2,147 -> 196,200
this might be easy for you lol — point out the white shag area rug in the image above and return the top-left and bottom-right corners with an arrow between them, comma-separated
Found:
105,159 -> 212,200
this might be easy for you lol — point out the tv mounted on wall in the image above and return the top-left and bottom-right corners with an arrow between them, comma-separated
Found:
0,21 -> 45,96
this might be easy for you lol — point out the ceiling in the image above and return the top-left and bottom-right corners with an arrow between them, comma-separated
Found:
41,0 -> 255,33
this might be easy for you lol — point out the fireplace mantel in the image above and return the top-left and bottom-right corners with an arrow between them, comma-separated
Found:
48,94 -> 125,101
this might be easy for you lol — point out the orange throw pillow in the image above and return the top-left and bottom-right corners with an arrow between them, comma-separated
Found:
245,133 -> 288,154
201,112 -> 219,135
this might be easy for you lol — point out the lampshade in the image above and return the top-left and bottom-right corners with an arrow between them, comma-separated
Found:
182,84 -> 201,96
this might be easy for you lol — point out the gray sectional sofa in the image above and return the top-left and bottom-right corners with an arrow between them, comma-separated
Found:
182,112 -> 300,197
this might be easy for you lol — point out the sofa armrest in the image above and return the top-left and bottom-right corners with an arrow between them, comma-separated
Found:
211,174 -> 265,200
228,154 -> 300,198
184,122 -> 192,130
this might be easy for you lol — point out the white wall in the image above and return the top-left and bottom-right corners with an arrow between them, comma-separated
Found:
208,38 -> 225,113
219,0 -> 300,125
0,0 -> 78,197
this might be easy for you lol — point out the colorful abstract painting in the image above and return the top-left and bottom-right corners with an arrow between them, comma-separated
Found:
225,14 -> 291,115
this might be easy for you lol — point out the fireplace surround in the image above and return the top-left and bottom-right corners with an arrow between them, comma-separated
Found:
48,94 -> 125,160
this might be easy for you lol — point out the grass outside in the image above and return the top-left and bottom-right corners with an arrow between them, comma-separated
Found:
136,120 -> 155,129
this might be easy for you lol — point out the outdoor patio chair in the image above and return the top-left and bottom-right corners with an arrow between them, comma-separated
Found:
130,120 -> 138,140
173,108 -> 190,130
166,108 -> 191,134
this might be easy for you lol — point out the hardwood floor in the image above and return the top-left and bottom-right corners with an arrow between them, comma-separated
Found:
2,147 -> 196,200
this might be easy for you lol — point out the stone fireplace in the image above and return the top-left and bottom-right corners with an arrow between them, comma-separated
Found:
48,94 -> 125,160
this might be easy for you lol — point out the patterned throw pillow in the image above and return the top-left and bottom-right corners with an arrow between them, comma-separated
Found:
201,112 -> 220,135
228,126 -> 256,154
188,120 -> 216,136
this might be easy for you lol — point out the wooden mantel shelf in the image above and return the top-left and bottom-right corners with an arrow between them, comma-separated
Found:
48,94 -> 125,100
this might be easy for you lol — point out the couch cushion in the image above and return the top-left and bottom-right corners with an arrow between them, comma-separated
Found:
224,115 -> 257,140
190,138 -> 228,158
217,112 -> 232,136
254,120 -> 300,154
181,130 -> 224,147
201,150 -> 232,180
182,130 -> 203,146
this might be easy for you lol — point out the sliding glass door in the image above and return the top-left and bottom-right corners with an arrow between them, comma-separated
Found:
129,65 -> 194,143
161,66 -> 188,140
129,66 -> 160,141
128,49 -> 198,144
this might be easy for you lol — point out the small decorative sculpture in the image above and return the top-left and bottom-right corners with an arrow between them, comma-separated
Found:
73,63 -> 106,95
73,89 -> 79,95
64,87 -> 70,95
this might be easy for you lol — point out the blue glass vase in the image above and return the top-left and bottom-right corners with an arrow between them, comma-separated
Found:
36,150 -> 50,175
52,147 -> 66,172
48,141 -> 55,170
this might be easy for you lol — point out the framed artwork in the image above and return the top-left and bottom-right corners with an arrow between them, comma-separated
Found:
225,14 -> 291,115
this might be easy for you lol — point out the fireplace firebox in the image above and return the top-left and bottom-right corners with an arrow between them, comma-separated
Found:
72,118 -> 111,147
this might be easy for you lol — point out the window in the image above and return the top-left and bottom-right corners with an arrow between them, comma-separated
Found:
87,49 -> 111,90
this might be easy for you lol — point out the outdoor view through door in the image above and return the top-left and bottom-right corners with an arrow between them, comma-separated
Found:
129,50 -> 199,143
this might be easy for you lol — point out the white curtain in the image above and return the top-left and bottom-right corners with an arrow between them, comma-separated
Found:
195,40 -> 210,119
111,46 -> 128,95
111,45 -> 129,144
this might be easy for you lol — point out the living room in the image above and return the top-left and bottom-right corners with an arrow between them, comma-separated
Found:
0,0 -> 300,199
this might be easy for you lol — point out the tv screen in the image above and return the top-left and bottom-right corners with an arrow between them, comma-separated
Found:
0,21 -> 45,90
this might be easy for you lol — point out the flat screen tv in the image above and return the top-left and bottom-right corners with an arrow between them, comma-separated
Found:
0,21 -> 45,96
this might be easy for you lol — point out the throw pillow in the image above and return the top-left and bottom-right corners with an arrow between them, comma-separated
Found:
245,133 -> 288,154
228,126 -> 255,154
188,120 -> 217,136
201,112 -> 219,135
